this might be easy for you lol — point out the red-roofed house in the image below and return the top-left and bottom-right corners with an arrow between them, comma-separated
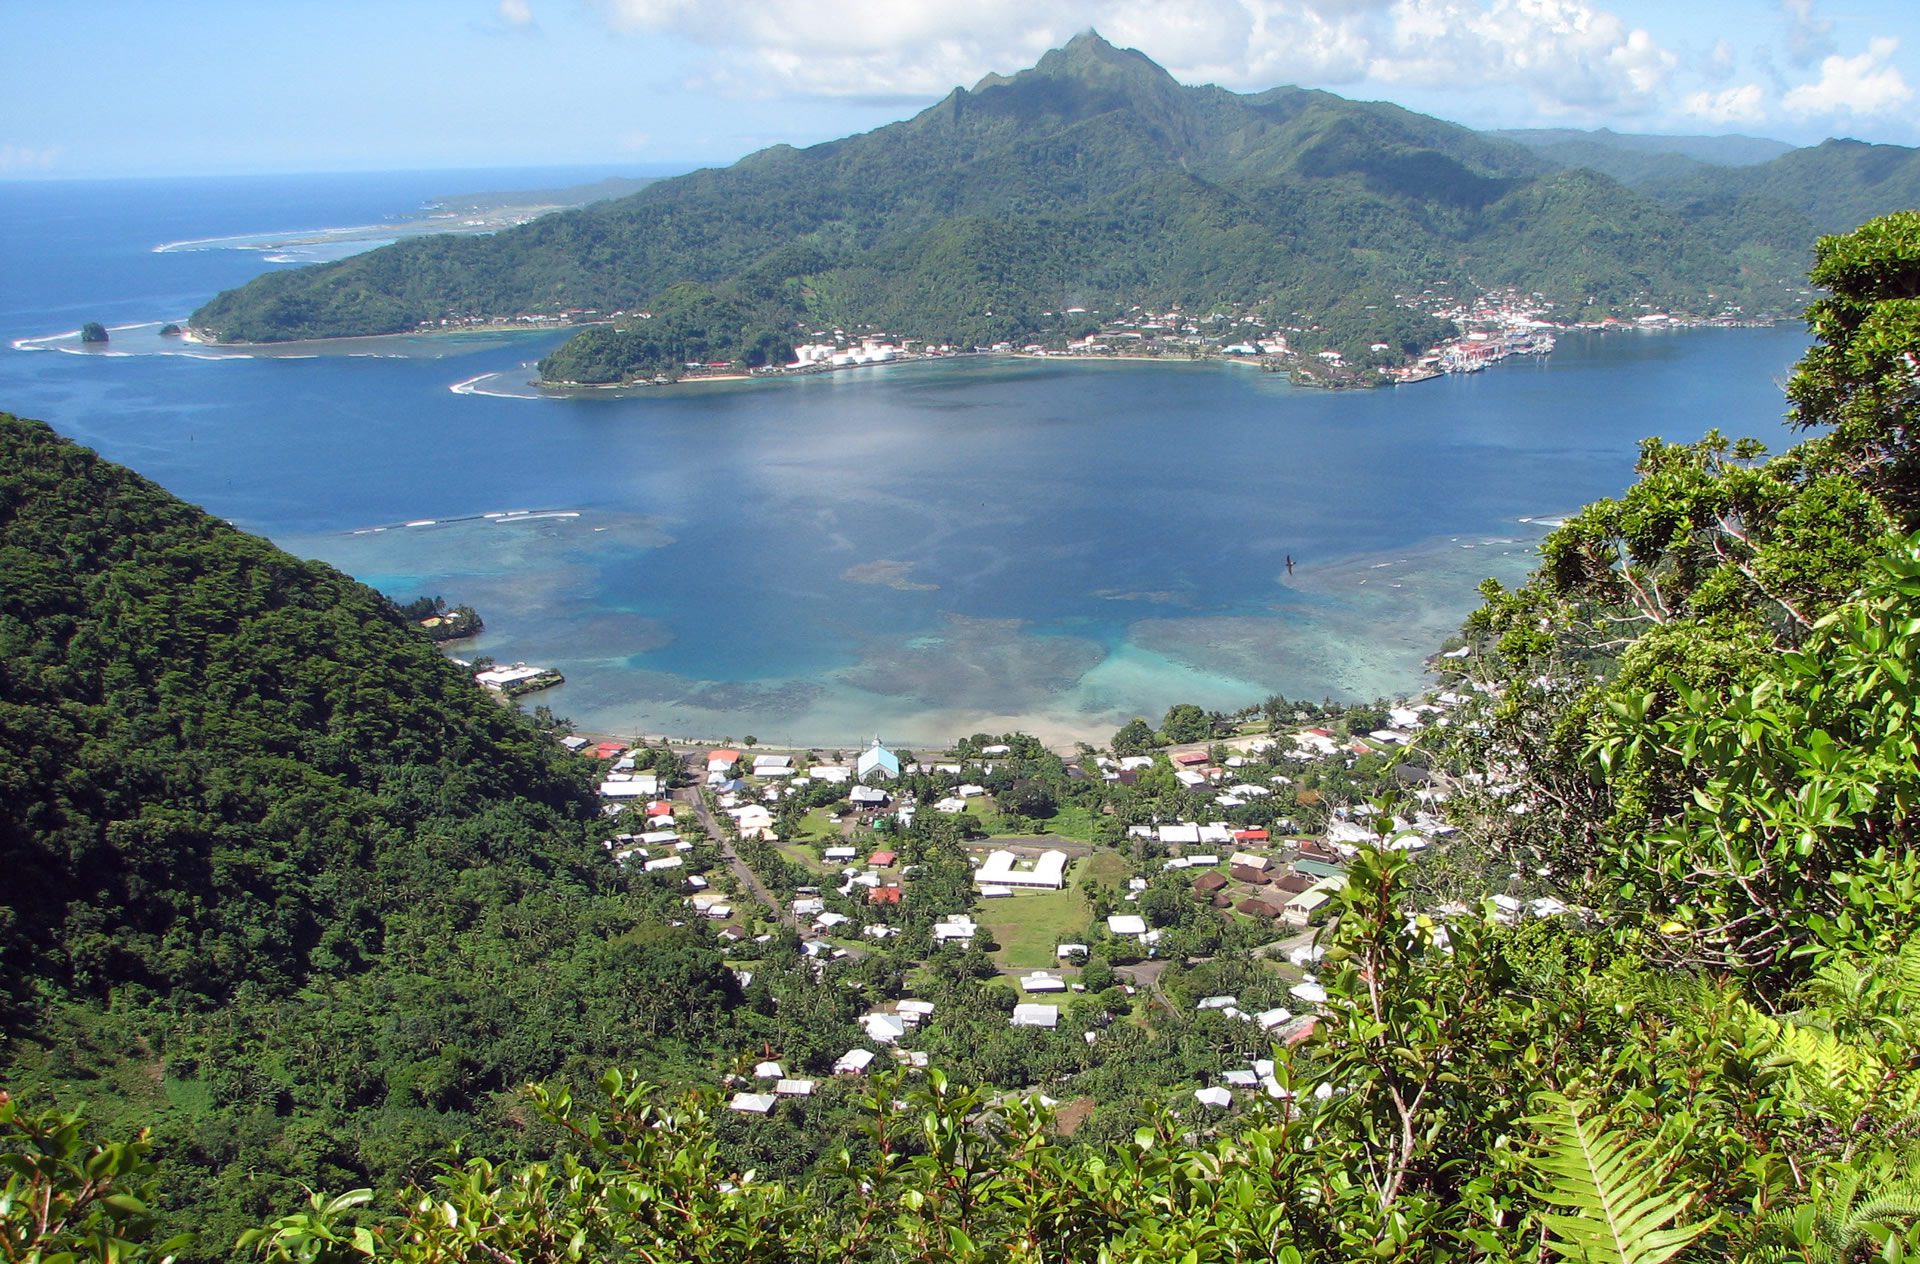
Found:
594,742 -> 626,759
868,850 -> 898,868
647,800 -> 675,818
1284,1018 -> 1319,1047
1233,828 -> 1270,843
1172,750 -> 1209,767
868,885 -> 903,905
707,748 -> 741,765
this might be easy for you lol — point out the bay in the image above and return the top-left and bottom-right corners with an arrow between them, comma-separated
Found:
0,171 -> 1812,747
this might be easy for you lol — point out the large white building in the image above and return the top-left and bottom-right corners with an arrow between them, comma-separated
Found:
974,849 -> 1069,890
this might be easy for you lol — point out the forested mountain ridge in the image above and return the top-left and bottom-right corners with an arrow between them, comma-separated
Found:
0,412 -> 749,1250
188,33 -> 1917,382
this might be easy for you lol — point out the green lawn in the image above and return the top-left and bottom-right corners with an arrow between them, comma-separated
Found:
774,841 -> 831,874
978,849 -> 1129,970
1035,803 -> 1096,842
967,798 -> 1098,842
793,807 -> 843,843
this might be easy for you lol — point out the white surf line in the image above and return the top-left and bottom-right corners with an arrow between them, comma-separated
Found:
153,223 -> 391,253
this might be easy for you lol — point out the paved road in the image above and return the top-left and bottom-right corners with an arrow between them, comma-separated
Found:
673,764 -> 796,932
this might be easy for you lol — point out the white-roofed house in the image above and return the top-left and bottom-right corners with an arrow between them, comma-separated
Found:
862,1012 -> 909,1044
834,1048 -> 876,1075
729,1092 -> 777,1115
1010,1003 -> 1059,1029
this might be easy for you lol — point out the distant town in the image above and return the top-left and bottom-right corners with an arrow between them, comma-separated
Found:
423,282 -> 1777,393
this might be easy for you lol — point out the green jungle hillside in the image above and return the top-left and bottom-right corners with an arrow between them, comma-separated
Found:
189,34 -> 1917,386
9,211 -> 1920,1261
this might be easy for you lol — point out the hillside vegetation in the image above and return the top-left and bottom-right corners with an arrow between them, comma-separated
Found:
188,34 -> 1920,385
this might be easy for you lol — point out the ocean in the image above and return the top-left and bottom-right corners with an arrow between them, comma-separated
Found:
0,168 -> 1814,747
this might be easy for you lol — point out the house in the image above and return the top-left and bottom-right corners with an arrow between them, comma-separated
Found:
856,739 -> 901,781
1229,864 -> 1270,885
1282,884 -> 1339,928
754,1060 -> 785,1080
834,1048 -> 876,1075
1196,995 -> 1238,1010
974,849 -> 1069,890
1010,1003 -> 1059,1029
1290,980 -> 1329,1006
560,735 -> 590,752
932,914 -> 977,943
1106,914 -> 1148,936
1228,851 -> 1269,872
1192,872 -> 1229,897
643,856 -> 683,872
896,999 -> 935,1023
752,754 -> 794,775
1236,897 -> 1281,918
1158,823 -> 1201,846
1233,828 -> 1271,843
867,850 -> 897,867
1021,973 -> 1067,993
849,785 -> 889,807
862,1013 -> 908,1044
823,845 -> 856,862
1272,872 -> 1318,895
707,749 -> 741,772
774,1079 -> 815,1097
1172,750 -> 1209,767
1056,943 -> 1089,960
599,779 -> 652,800
729,1092 -> 777,1115
1194,1087 -> 1233,1109
1254,1007 -> 1293,1031
867,885 -> 902,905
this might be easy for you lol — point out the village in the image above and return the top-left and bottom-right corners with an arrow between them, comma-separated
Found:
553,671 -> 1581,1127
422,277 -> 1773,394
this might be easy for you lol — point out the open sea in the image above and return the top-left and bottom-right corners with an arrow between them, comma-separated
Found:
0,168 -> 1813,747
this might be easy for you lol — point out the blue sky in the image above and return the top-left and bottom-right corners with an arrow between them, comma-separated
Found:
4,0 -> 1916,178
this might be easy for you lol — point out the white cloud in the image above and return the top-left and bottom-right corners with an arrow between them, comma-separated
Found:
595,0 -> 1677,118
1780,0 -> 1835,69
0,143 -> 61,174
1782,36 -> 1912,117
499,0 -> 535,24
1370,0 -> 1674,112
1683,83 -> 1768,124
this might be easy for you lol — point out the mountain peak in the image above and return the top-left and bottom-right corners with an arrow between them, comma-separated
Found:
1032,30 -> 1174,87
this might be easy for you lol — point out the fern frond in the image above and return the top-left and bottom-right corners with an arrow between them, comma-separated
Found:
1528,1093 -> 1712,1264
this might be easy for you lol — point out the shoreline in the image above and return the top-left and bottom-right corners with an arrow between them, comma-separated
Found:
181,320 -> 589,350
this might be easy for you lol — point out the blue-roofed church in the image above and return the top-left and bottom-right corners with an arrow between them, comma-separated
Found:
857,737 -> 900,781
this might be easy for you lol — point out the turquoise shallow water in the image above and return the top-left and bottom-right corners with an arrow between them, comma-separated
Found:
0,171 -> 1813,746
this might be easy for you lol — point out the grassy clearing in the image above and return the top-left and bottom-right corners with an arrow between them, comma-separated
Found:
980,850 -> 1129,970
1035,803 -> 1096,842
793,807 -> 844,843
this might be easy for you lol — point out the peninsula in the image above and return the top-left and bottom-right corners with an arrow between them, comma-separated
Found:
189,34 -> 1920,387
